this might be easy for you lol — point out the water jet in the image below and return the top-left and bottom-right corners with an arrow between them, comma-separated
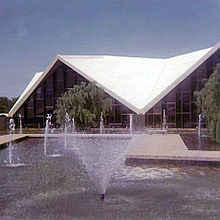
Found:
100,193 -> 105,202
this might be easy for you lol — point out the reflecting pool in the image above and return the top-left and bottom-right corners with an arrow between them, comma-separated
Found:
0,138 -> 220,220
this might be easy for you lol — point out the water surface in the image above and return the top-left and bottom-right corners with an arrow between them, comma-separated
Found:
0,138 -> 219,220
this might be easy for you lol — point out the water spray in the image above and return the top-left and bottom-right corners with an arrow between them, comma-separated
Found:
100,112 -> 104,134
129,114 -> 133,134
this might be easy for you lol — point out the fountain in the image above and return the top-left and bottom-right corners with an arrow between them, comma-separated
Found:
64,112 -> 71,150
100,112 -> 104,134
19,114 -> 22,134
59,112 -> 133,200
9,118 -> 15,133
72,118 -> 75,134
44,114 -> 61,157
48,112 -> 132,200
5,118 -> 24,167
44,114 -> 50,156
8,118 -> 15,165
68,135 -> 131,201
129,114 -> 133,134
162,109 -> 166,130
198,113 -> 202,138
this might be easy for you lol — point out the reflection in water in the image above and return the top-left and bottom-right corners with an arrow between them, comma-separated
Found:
181,133 -> 220,151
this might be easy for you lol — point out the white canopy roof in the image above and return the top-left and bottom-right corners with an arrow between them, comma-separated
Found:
9,42 -> 220,116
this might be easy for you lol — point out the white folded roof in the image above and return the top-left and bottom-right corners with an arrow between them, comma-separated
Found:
9,42 -> 220,116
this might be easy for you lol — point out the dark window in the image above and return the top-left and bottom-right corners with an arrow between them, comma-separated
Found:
197,64 -> 207,80
36,100 -> 43,108
175,84 -> 181,93
183,103 -> 190,112
183,114 -> 191,128
26,95 -> 34,107
115,105 -> 122,123
147,114 -> 153,126
167,103 -> 176,123
36,87 -> 43,99
191,103 -> 197,115
153,102 -> 161,113
181,77 -> 191,91
148,107 -> 153,113
110,105 -> 115,123
66,69 -> 75,88
176,93 -> 181,112
191,114 -> 197,123
56,67 -> 64,81
167,90 -> 176,102
45,89 -> 53,106
26,108 -> 35,123
176,114 -> 182,127
36,107 -> 44,116
45,75 -> 53,89
191,80 -> 197,93
153,114 -> 161,127
182,92 -> 190,103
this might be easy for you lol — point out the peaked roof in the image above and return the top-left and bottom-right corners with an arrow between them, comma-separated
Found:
9,42 -> 220,116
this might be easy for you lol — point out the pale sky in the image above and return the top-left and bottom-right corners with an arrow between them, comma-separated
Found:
0,0 -> 219,98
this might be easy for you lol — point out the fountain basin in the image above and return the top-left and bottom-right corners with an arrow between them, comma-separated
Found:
0,138 -> 219,220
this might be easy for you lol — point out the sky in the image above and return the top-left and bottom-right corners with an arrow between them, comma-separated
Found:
0,0 -> 219,98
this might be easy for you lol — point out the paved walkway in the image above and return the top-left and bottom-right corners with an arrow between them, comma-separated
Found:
127,134 -> 220,162
0,133 -> 131,146
0,134 -> 28,146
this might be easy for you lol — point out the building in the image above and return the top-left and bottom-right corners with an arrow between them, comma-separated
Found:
9,43 -> 220,128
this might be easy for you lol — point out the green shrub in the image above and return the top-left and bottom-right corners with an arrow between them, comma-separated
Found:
54,82 -> 112,128
195,66 -> 219,139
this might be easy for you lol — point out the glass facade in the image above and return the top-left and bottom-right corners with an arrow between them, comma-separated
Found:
145,50 -> 219,128
15,60 -> 133,128
15,50 -> 219,128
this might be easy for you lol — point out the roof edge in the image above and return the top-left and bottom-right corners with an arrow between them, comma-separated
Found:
140,42 -> 220,114
8,56 -> 60,116
58,55 -> 142,114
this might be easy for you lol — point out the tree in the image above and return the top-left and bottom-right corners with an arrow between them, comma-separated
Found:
0,97 -> 17,113
54,82 -> 112,128
194,66 -> 219,140
217,64 -> 220,143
